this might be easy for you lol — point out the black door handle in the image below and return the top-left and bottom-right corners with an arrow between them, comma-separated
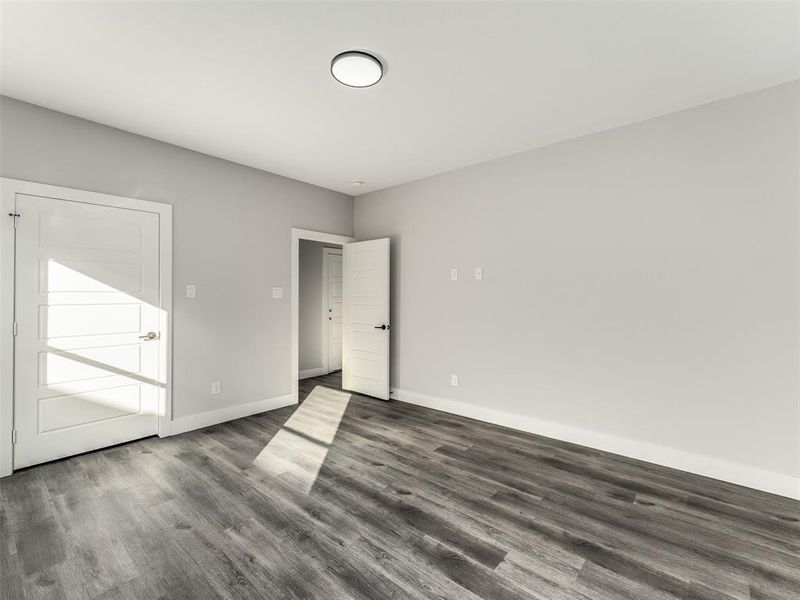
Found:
374,324 -> 389,330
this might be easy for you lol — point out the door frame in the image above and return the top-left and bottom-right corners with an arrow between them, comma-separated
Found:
321,246 -> 343,375
291,228 -> 353,402
0,178 -> 173,477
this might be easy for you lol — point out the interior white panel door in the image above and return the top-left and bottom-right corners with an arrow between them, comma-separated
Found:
342,238 -> 390,400
13,194 -> 161,468
326,250 -> 343,372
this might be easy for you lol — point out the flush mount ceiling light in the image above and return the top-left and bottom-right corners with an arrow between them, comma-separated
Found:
331,51 -> 383,88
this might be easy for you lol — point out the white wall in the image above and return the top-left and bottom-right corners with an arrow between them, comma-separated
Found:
355,83 -> 800,497
0,96 -> 353,420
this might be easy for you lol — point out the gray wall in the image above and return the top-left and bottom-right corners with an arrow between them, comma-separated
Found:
0,96 -> 353,419
355,82 -> 800,480
299,240 -> 342,372
299,240 -> 324,372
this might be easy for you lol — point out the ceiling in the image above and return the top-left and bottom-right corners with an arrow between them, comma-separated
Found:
1,1 -> 798,196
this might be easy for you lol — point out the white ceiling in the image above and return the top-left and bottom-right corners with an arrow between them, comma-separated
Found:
1,1 -> 798,195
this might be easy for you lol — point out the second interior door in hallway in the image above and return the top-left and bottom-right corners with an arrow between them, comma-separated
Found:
325,247 -> 343,372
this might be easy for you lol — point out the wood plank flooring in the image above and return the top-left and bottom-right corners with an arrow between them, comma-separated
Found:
299,370 -> 344,403
2,372 -> 799,599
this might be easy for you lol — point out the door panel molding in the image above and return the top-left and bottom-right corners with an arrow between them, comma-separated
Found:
342,238 -> 390,400
1,178 -> 173,477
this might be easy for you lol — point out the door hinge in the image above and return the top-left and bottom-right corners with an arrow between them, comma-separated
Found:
11,430 -> 17,444
8,213 -> 20,228
12,322 -> 17,336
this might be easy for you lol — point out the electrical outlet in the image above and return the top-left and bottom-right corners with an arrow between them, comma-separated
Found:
186,284 -> 197,298
272,287 -> 283,299
450,268 -> 458,281
474,267 -> 483,280
211,381 -> 221,395
451,374 -> 458,387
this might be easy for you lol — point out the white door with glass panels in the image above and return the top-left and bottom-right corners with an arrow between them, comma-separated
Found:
13,194 -> 162,468
342,238 -> 390,400
325,249 -> 343,372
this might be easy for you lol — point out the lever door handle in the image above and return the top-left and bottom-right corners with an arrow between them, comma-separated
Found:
374,324 -> 389,330
139,331 -> 159,341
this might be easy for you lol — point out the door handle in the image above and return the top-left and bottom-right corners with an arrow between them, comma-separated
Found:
374,324 -> 389,330
139,331 -> 159,341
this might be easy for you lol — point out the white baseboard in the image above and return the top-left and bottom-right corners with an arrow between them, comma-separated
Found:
391,388 -> 800,501
299,367 -> 326,380
164,393 -> 296,437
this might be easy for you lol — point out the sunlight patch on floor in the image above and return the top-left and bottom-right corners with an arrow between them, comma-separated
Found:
252,385 -> 351,493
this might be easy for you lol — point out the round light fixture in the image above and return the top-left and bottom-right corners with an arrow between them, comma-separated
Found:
352,180 -> 364,187
331,51 -> 383,88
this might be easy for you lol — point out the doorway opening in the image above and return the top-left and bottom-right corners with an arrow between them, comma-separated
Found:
290,228 -> 391,404
298,240 -> 342,401
290,228 -> 353,404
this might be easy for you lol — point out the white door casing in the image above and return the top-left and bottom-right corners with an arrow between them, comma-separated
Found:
13,193 -> 162,468
342,238 -> 390,400
324,248 -> 343,372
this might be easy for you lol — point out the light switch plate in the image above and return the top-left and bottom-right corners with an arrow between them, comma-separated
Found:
450,268 -> 458,281
186,284 -> 197,298
272,287 -> 283,299
211,381 -> 221,395
474,267 -> 483,280
451,374 -> 459,387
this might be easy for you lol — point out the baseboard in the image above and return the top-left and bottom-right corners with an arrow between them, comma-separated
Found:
164,393 -> 296,437
391,388 -> 800,501
299,367 -> 326,380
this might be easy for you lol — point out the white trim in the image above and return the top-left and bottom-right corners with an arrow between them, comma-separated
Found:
0,184 -> 15,477
0,177 -> 173,477
299,367 -> 326,380
392,387 -> 800,501
321,246 -> 343,375
797,159 -> 800,500
165,393 -> 295,436
291,228 -> 354,404
156,203 -> 173,437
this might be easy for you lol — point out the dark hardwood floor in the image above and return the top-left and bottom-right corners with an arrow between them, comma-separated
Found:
299,370 -> 343,403
2,373 -> 799,599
